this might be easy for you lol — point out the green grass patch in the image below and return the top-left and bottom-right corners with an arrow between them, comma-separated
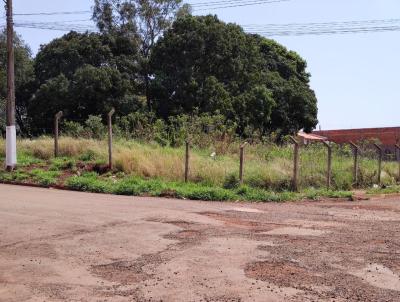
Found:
18,152 -> 45,167
63,174 -> 353,202
367,185 -> 400,195
29,169 -> 61,186
66,172 -> 113,193
49,157 -> 76,171
0,169 -> 30,182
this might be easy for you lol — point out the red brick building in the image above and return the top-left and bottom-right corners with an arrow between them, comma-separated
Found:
313,127 -> 400,159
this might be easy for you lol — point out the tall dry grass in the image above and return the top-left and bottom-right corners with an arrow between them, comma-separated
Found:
0,137 -> 398,190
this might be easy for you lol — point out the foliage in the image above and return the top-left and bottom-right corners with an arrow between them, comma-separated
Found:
0,97 -> 5,135
93,0 -> 183,108
49,157 -> 76,171
29,169 -> 61,186
65,173 -> 352,202
28,31 -> 142,135
0,29 -> 34,135
2,8 -> 318,141
367,185 -> 400,195
1,137 -> 398,192
150,15 -> 318,138
84,115 -> 107,139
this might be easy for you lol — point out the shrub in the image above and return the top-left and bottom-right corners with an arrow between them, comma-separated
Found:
223,173 -> 240,189
85,115 -> 106,139
62,121 -> 86,138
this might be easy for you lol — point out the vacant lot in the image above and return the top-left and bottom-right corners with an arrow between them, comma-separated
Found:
0,184 -> 399,301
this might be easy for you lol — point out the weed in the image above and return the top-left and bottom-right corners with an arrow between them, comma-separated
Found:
367,185 -> 400,195
29,169 -> 61,186
66,172 -> 112,193
50,157 -> 76,171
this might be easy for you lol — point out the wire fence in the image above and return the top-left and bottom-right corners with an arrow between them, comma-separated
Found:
1,110 -> 400,192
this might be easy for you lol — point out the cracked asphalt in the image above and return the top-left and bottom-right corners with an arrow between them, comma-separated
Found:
0,184 -> 400,301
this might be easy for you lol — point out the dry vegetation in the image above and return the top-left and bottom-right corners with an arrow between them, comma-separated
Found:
0,137 -> 398,192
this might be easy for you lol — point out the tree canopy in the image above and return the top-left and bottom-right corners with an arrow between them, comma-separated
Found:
150,15 -> 318,137
93,0 -> 183,109
27,31 -> 141,134
1,6 -> 318,140
0,29 -> 34,134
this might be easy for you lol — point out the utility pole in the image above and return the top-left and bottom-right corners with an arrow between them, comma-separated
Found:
5,0 -> 17,170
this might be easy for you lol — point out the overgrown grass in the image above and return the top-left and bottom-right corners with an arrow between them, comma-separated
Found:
0,137 -> 398,200
367,185 -> 400,195
65,172 -> 352,202
29,169 -> 61,186
0,167 -> 60,186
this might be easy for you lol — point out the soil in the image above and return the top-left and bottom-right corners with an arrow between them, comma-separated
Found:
1,184 -> 400,301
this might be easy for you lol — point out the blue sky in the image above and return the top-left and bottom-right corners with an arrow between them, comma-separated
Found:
1,0 -> 399,130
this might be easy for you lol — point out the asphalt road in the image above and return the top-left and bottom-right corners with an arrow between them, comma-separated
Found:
1,184 -> 400,301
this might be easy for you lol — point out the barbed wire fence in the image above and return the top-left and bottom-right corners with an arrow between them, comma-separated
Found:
1,109 -> 399,192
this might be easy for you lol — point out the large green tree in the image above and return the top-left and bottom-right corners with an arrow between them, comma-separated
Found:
93,0 -> 183,109
0,29 -> 34,135
28,31 -> 141,134
149,15 -> 318,137
254,35 -> 318,135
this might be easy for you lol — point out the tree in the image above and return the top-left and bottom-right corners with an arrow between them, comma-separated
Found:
28,31 -> 141,135
35,31 -> 114,83
93,0 -> 183,109
28,74 -> 70,134
0,28 -> 34,135
149,15 -> 318,137
0,97 -> 5,136
254,36 -> 318,135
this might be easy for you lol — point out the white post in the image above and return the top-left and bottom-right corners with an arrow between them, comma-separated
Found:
6,125 -> 17,168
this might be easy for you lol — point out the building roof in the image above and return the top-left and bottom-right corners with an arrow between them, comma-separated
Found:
313,127 -> 400,145
297,132 -> 327,141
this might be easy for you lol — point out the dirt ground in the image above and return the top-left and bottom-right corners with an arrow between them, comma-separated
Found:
0,184 -> 400,301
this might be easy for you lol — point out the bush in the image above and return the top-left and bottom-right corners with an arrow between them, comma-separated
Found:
62,121 -> 86,138
223,173 -> 240,189
85,115 -> 106,139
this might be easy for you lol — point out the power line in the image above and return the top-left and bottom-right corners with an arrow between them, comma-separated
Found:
7,6 -> 400,37
243,18 -> 400,29
13,10 -> 91,16
14,23 -> 97,33
12,0 -> 290,17
193,0 -> 290,11
242,18 -> 400,36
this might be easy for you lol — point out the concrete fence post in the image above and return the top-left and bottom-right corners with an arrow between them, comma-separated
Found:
350,142 -> 360,187
323,141 -> 332,189
373,143 -> 383,185
54,111 -> 63,158
184,141 -> 190,183
108,108 -> 115,170
290,137 -> 300,192
395,144 -> 400,182
239,142 -> 248,185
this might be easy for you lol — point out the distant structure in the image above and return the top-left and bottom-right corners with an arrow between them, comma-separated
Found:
297,132 -> 327,144
313,127 -> 400,159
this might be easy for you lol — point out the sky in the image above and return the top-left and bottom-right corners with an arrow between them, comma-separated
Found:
0,0 -> 399,130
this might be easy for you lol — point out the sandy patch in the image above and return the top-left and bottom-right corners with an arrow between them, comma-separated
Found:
328,210 -> 400,222
262,227 -> 328,237
231,207 -> 264,213
351,264 -> 400,291
284,219 -> 345,228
